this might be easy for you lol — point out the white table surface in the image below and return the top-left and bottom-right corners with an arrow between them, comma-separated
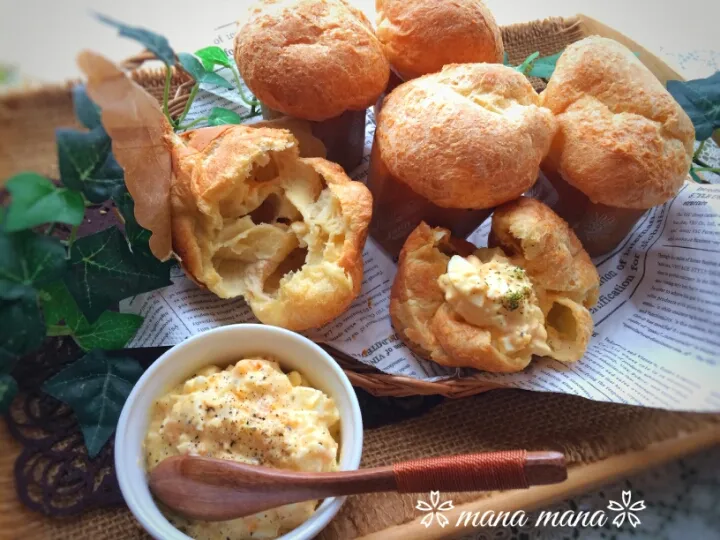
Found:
0,0 -> 718,83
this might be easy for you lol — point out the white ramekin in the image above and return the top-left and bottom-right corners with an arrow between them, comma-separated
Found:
115,324 -> 363,540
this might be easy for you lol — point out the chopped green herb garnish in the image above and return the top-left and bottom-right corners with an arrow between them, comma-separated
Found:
502,287 -> 531,311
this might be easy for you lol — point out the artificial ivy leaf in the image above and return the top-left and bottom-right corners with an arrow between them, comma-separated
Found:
0,280 -> 28,301
40,280 -> 83,329
56,127 -> 111,184
112,185 -> 145,244
42,350 -> 143,457
83,153 -> 125,204
0,285 -> 45,373
0,374 -> 18,413
74,311 -> 144,351
208,107 -> 243,126
72,84 -> 102,129
3,172 -> 84,232
0,65 -> 17,85
113,187 -> 175,274
40,281 -> 143,351
527,52 -> 563,79
0,230 -> 68,294
112,186 -> 175,280
689,168 -> 707,184
95,13 -> 176,66
64,227 -> 172,322
515,52 -> 540,76
57,127 -> 124,203
177,53 -> 206,80
195,46 -> 233,71
178,53 -> 234,89
667,72 -> 720,141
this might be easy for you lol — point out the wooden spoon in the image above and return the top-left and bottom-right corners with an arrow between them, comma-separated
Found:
149,450 -> 566,521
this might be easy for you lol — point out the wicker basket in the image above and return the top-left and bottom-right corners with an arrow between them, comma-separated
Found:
0,14 -> 684,399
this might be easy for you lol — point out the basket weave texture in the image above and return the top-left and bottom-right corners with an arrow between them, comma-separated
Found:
2,390 -> 719,539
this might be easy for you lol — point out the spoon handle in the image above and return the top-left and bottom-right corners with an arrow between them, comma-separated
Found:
150,450 -> 566,521
393,450 -> 565,493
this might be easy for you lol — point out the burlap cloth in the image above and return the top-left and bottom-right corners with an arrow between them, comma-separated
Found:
1,15 -> 718,540
2,391 -> 718,539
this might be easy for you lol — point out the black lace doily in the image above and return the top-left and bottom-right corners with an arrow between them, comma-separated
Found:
6,338 -> 125,515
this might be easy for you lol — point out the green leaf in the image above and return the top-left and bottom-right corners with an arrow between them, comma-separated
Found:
56,127 -> 110,187
74,311 -> 144,351
64,227 -> 172,322
0,285 -> 45,373
0,374 -> 18,413
95,13 -> 175,66
3,173 -> 84,232
667,72 -> 720,141
41,281 -> 143,350
689,167 -> 708,184
82,153 -> 125,204
40,280 -> 83,329
208,107 -> 243,126
112,186 -> 175,277
72,84 -> 102,129
111,185 -> 145,244
527,51 -> 563,79
503,51 -> 510,66
57,127 -> 124,203
42,350 -> 143,457
195,46 -> 233,71
0,230 -> 68,294
512,51 -> 564,80
0,280 -> 31,301
0,65 -> 17,85
515,51 -> 540,76
178,53 -> 234,89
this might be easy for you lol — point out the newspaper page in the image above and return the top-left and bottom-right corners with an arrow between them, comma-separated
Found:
120,24 -> 720,412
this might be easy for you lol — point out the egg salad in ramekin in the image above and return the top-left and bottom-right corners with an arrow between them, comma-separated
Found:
144,358 -> 340,540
